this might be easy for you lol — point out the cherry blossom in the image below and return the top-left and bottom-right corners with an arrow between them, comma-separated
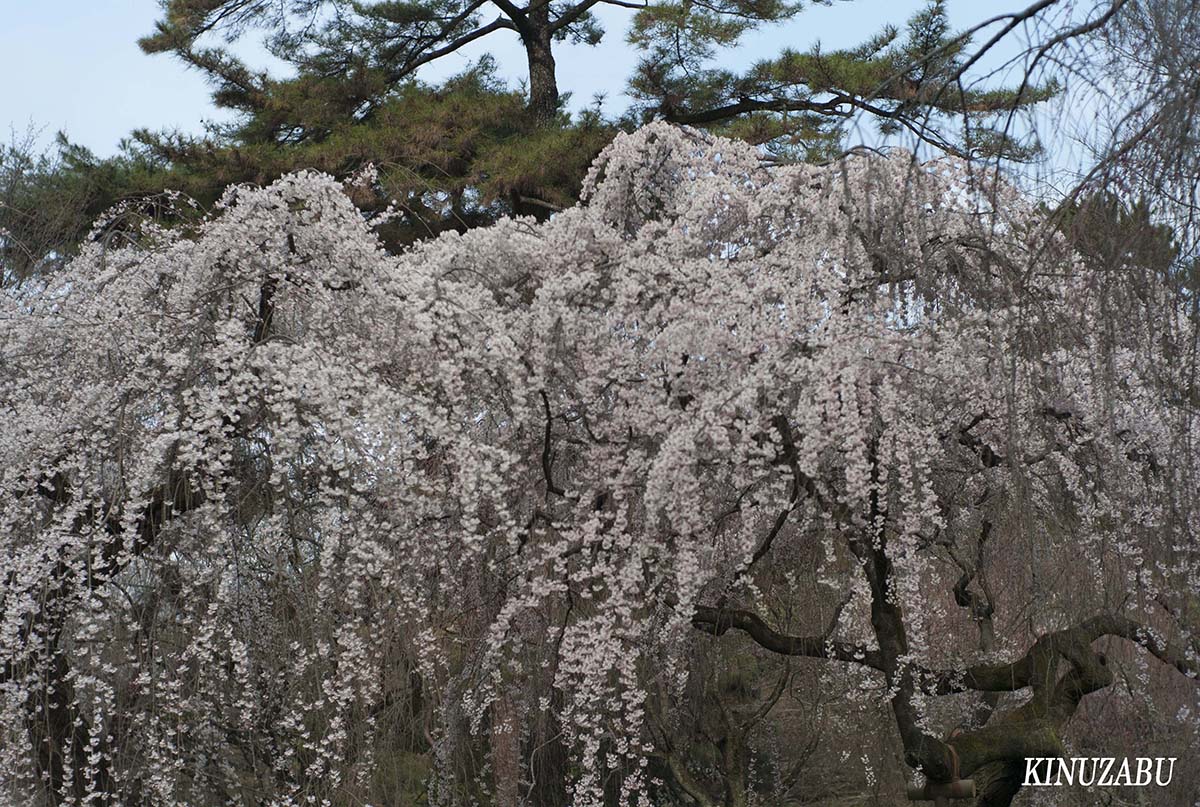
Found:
1,123 -> 1197,807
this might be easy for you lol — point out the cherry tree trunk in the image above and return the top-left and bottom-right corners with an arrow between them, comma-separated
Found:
492,695 -> 522,805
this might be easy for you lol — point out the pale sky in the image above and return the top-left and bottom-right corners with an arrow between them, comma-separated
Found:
1,0 -> 1030,158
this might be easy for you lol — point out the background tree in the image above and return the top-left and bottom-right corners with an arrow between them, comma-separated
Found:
1,0 -> 1062,286
137,0 -> 1042,139
0,131 -> 157,286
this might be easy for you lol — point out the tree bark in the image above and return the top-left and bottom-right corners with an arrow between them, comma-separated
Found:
523,5 -> 559,123
971,761 -> 1024,807
492,695 -> 521,805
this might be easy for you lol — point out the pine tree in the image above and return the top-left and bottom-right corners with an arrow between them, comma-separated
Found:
139,0 -> 1049,157
3,1 -> 1054,281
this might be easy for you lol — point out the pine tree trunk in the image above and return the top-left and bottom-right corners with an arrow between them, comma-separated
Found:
524,7 -> 558,123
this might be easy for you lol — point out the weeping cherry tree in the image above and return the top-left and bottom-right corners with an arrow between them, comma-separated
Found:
1,123 -> 1198,807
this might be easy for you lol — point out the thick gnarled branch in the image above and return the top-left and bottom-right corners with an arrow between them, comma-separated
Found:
691,603 -> 881,669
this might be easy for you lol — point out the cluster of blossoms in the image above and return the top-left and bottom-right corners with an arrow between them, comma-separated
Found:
1,123 -> 1196,805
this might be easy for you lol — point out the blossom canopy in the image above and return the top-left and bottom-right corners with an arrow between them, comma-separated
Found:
1,123 -> 1197,807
